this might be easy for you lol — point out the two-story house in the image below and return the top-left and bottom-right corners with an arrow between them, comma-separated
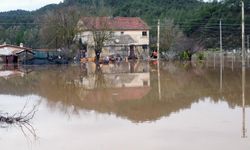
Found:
77,17 -> 150,60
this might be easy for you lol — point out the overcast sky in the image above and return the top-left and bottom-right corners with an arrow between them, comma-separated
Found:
0,0 -> 63,12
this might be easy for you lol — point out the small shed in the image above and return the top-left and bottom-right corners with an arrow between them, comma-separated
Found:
0,44 -> 34,64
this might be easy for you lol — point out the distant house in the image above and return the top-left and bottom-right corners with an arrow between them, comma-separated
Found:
0,43 -> 34,64
77,17 -> 150,59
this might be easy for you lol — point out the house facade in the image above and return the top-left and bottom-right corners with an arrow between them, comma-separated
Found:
0,43 -> 33,63
77,17 -> 150,60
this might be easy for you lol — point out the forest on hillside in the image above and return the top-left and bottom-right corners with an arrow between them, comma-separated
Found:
0,0 -> 250,52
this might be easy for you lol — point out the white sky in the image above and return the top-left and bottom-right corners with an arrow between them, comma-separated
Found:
0,0 -> 63,12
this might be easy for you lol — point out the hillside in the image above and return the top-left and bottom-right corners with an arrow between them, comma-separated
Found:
0,0 -> 249,50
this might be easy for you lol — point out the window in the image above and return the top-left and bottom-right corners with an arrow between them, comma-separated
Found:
143,80 -> 148,86
142,45 -> 148,50
142,31 -> 147,36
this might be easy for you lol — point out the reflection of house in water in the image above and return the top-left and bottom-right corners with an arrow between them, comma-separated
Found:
0,65 -> 24,79
75,62 -> 151,101
1,62 -> 250,123
242,66 -> 247,138
0,64 -> 32,79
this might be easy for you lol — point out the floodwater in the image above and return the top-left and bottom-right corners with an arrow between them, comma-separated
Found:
0,56 -> 250,150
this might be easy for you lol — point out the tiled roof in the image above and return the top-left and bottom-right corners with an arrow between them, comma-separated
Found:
79,17 -> 149,30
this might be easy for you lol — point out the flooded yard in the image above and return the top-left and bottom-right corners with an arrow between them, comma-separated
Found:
0,58 -> 250,150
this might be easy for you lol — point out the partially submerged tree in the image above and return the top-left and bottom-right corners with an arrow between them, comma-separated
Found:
158,19 -> 204,60
92,19 -> 113,62
78,17 -> 113,62
78,0 -> 113,62
160,19 -> 184,52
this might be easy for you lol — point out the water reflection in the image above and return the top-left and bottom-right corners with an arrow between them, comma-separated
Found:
0,61 -> 248,122
157,60 -> 162,100
0,59 -> 250,149
220,51 -> 223,91
0,95 -> 40,143
242,62 -> 247,138
0,64 -> 26,78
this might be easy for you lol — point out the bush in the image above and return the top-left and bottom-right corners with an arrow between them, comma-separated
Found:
180,50 -> 191,61
197,52 -> 205,61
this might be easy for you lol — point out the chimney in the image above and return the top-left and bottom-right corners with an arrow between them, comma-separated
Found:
20,43 -> 23,47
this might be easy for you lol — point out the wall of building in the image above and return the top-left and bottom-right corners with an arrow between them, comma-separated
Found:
78,30 -> 150,59
79,30 -> 149,46
113,30 -> 149,45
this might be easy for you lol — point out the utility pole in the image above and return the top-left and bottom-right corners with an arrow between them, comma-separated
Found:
220,19 -> 223,68
241,0 -> 247,138
157,19 -> 160,60
242,64 -> 247,138
157,19 -> 161,100
220,19 -> 223,55
242,0 -> 246,67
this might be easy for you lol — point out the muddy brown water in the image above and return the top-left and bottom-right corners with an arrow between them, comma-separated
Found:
0,59 -> 249,150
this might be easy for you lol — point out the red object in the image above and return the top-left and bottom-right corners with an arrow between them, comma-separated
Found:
153,51 -> 157,57
153,60 -> 158,65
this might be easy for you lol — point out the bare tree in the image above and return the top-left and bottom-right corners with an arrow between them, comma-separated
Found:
78,0 -> 113,62
160,19 -> 185,51
0,103 -> 38,140
158,19 -> 204,60
78,17 -> 114,62
39,6 -> 82,55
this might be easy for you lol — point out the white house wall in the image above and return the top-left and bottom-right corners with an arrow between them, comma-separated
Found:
113,30 -> 149,45
79,30 -> 149,46
78,30 -> 149,58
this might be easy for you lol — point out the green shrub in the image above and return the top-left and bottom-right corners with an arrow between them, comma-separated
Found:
197,52 -> 205,61
180,50 -> 191,61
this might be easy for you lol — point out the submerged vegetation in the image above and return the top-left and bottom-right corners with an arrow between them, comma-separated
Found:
0,103 -> 38,139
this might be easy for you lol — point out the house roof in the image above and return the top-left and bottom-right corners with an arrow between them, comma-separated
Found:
0,48 -> 13,55
84,87 -> 151,102
79,17 -> 150,30
0,48 -> 34,56
0,44 -> 33,56
0,44 -> 31,50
